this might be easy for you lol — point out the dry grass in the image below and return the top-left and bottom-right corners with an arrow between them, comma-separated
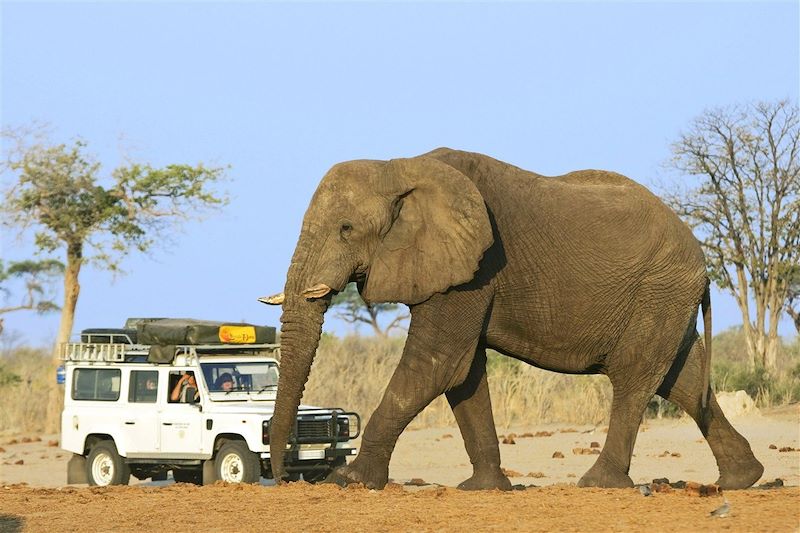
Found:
302,334 -> 613,429
0,347 -> 53,434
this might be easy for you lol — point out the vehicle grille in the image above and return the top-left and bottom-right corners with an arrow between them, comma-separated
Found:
297,419 -> 333,440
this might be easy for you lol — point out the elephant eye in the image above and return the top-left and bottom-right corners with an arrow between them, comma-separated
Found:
340,222 -> 353,238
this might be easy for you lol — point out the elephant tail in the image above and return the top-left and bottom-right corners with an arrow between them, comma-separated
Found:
701,280 -> 712,409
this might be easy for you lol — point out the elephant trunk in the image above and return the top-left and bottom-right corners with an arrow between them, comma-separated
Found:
269,234 -> 331,481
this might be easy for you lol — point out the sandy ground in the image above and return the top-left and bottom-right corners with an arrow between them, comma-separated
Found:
1,408 -> 798,532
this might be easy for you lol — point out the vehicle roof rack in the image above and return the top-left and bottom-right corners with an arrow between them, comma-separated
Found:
60,342 -> 280,364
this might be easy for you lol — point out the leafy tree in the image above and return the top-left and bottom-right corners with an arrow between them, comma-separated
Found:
0,258 -> 64,335
330,282 -> 409,338
663,100 -> 799,371
1,130 -> 228,356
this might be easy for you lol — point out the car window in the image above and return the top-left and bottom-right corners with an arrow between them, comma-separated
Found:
128,370 -> 158,403
168,371 -> 199,403
72,368 -> 121,401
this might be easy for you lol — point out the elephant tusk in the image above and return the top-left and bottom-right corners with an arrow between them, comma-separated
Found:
302,283 -> 332,299
258,293 -> 285,305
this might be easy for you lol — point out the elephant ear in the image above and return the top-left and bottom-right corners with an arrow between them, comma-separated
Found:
362,156 -> 493,305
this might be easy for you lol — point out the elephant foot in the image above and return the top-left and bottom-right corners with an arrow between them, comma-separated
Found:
577,459 -> 634,488
457,464 -> 512,491
716,457 -> 764,490
323,458 -> 389,490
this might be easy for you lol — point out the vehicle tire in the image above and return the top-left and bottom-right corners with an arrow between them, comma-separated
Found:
215,441 -> 260,483
173,468 -> 203,485
86,441 -> 131,486
302,457 -> 346,484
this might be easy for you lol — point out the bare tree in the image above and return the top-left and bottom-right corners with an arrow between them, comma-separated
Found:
786,272 -> 800,334
330,282 -> 409,338
664,100 -> 799,371
1,130 -> 228,357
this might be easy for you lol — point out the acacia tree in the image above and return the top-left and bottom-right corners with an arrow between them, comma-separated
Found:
330,282 -> 409,337
0,259 -> 64,336
664,100 -> 799,371
1,132 -> 228,357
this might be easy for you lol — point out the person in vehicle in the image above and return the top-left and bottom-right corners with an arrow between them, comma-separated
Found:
170,372 -> 199,402
214,372 -> 234,392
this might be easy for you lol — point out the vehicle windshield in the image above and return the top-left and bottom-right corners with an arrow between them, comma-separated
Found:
200,361 -> 279,396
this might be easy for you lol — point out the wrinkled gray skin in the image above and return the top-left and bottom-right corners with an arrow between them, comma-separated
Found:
268,148 -> 763,490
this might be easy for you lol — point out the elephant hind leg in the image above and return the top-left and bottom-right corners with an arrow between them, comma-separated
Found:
657,336 -> 764,489
577,373 -> 661,488
446,348 -> 511,491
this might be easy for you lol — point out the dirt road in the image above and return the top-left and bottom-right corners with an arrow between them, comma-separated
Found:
1,411 -> 798,532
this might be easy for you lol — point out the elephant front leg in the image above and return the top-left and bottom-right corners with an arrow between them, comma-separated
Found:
446,348 -> 511,491
325,352 -> 445,489
326,291 -> 492,490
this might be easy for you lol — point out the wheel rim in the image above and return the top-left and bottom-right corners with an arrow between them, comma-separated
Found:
220,452 -> 244,483
91,452 -> 114,485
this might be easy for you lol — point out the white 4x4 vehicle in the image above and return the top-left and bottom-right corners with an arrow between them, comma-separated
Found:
60,323 -> 360,486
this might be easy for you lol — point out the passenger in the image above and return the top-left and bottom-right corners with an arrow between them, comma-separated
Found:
170,372 -> 199,402
214,373 -> 234,392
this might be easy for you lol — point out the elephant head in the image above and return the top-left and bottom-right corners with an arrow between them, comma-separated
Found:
265,153 -> 493,480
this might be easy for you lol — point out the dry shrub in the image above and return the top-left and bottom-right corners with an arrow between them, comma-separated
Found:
301,335 -> 612,429
0,347 -> 54,434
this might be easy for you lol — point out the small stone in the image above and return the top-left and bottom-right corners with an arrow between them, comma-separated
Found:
534,431 -> 553,437
502,436 -> 516,445
685,481 -> 721,497
406,478 -> 428,486
14,459 -> 23,465
652,483 -> 673,493
778,446 -> 797,452
552,451 -> 564,459
527,472 -> 545,478
48,440 -> 59,447
441,434 -> 453,439
502,468 -> 523,477
590,441 -> 600,448
768,444 -> 777,449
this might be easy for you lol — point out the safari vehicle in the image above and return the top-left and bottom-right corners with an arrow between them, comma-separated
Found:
60,319 -> 360,486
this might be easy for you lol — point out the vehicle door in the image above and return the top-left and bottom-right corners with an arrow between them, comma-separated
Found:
121,369 -> 162,455
159,370 -> 203,457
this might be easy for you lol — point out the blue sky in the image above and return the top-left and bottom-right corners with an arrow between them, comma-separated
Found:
2,1 -> 798,345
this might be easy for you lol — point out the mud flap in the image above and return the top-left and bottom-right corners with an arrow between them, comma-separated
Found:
202,459 -> 217,485
67,454 -> 88,484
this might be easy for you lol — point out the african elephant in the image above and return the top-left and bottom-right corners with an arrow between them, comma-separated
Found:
263,148 -> 764,490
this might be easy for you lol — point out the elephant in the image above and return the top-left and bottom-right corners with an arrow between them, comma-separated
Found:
263,148 -> 764,491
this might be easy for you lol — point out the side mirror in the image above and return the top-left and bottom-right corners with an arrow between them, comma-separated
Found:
185,386 -> 199,404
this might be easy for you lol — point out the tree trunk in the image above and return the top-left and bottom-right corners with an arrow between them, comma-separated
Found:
54,242 -> 82,359
47,242 -> 82,432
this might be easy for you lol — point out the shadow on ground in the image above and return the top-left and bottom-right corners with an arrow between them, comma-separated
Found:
0,514 -> 24,533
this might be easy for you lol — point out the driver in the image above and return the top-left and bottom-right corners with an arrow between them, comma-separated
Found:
214,372 -> 234,392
